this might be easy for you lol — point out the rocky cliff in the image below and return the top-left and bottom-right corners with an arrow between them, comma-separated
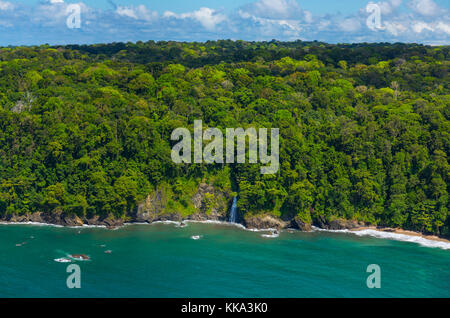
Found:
1,182 -> 369,232
134,182 -> 232,223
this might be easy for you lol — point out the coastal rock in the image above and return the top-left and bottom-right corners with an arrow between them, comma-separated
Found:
62,214 -> 84,227
294,217 -> 313,232
29,212 -> 45,223
244,214 -> 288,230
136,187 -> 167,222
189,183 -> 231,221
101,217 -> 125,228
7,214 -> 30,223
158,213 -> 182,222
315,217 -> 365,230
85,215 -> 101,225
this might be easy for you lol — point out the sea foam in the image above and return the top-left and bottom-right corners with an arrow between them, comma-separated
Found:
352,229 -> 450,250
312,226 -> 450,250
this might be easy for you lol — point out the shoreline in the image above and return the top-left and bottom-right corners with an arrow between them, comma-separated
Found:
2,219 -> 450,250
349,226 -> 450,244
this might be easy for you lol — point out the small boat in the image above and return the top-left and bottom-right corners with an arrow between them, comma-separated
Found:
54,258 -> 72,263
70,254 -> 90,261
104,250 -> 112,254
191,235 -> 201,240
179,222 -> 187,228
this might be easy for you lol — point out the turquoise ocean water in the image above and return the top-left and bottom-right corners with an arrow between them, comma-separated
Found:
0,222 -> 449,298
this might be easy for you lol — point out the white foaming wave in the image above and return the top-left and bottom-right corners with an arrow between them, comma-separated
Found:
312,226 -> 450,250
0,221 -> 110,229
0,221 -> 64,228
246,227 -> 278,232
261,232 -> 280,238
352,229 -> 450,250
311,226 -> 350,233
185,220 -> 247,230
70,224 -> 107,229
151,220 -> 182,225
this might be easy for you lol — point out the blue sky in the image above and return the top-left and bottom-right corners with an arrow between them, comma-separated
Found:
0,0 -> 449,45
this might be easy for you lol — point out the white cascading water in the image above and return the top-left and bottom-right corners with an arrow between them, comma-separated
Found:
229,196 -> 238,223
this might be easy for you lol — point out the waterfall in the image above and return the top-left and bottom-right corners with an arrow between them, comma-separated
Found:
229,196 -> 238,223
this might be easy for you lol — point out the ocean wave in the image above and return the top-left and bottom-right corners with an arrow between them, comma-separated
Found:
0,221 -> 111,229
0,221 -> 64,228
261,232 -> 280,238
352,229 -> 450,250
70,224 -> 107,229
185,220 -> 247,230
311,226 -> 350,233
312,226 -> 450,250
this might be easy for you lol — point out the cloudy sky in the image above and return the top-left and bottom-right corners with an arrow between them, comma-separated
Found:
0,0 -> 448,45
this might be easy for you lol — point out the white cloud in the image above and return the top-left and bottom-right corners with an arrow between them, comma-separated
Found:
0,0 -> 448,46
238,9 -> 302,33
409,0 -> 441,16
163,7 -> 226,31
116,5 -> 157,22
384,21 -> 407,35
436,21 -> 450,34
304,10 -> 313,23
339,18 -> 362,32
412,21 -> 434,32
0,0 -> 13,10
363,0 -> 402,16
248,0 -> 302,19
380,0 -> 403,14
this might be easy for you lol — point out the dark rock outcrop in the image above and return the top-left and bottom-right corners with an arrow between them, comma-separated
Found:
136,186 -> 167,223
244,214 -> 288,230
294,217 -> 313,231
189,183 -> 231,221
314,216 -> 365,230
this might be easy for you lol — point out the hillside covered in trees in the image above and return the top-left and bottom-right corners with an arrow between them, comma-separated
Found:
0,40 -> 448,236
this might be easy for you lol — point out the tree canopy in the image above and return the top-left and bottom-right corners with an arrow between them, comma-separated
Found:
0,40 -> 448,235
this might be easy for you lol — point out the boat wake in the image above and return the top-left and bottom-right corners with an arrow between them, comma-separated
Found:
54,258 -> 72,263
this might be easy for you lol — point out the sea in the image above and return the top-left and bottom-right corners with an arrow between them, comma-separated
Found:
0,221 -> 449,298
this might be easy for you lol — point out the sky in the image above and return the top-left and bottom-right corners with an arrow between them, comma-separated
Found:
0,0 -> 448,46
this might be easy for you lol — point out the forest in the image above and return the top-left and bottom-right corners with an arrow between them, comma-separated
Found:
0,40 -> 448,235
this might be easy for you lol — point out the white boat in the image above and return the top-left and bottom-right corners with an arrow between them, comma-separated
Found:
54,258 -> 72,263
191,235 -> 201,240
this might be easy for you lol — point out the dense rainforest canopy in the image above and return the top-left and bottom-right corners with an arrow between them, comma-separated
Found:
0,40 -> 448,235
